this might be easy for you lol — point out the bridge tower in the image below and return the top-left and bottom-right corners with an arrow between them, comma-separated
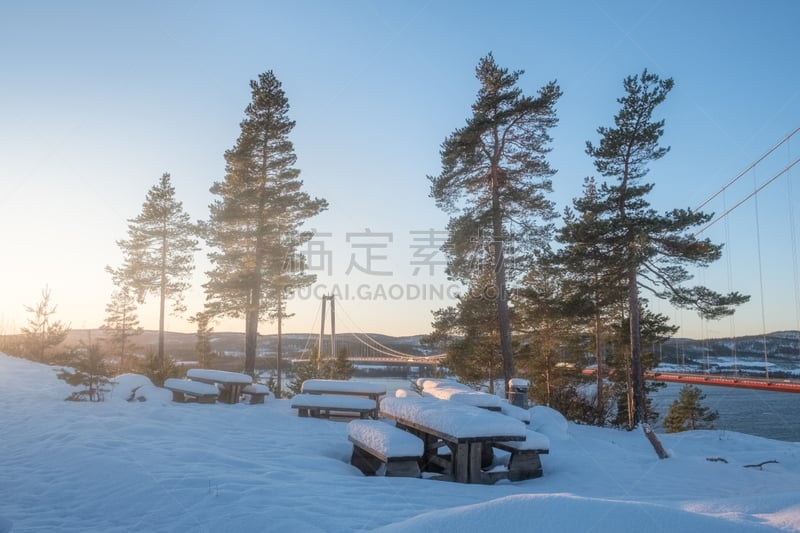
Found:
317,294 -> 336,368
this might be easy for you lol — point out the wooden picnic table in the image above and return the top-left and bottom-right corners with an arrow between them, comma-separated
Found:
186,369 -> 252,404
301,379 -> 386,411
380,396 -> 529,484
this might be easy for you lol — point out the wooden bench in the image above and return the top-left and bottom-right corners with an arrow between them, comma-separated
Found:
347,420 -> 423,477
291,393 -> 378,419
492,433 -> 550,481
242,384 -> 269,404
164,378 -> 219,404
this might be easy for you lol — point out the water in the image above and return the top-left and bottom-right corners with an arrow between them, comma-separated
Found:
650,382 -> 800,442
354,377 -> 800,443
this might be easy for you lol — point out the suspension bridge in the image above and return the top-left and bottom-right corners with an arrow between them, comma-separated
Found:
645,127 -> 800,393
293,128 -> 800,392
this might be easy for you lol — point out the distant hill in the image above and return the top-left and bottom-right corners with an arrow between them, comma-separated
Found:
11,329 -> 798,373
61,329 -> 434,361
658,330 -> 800,374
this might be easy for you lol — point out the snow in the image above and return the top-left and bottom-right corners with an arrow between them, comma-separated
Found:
186,368 -> 252,384
164,378 -> 220,396
422,385 -> 504,409
381,396 -> 528,439
508,378 -> 530,388
302,378 -> 387,395
2,352 -> 800,532
500,401 -> 532,424
498,431 -> 550,451
291,393 -> 377,410
242,383 -> 269,394
347,420 -> 424,457
395,388 -> 422,398
416,377 -> 469,391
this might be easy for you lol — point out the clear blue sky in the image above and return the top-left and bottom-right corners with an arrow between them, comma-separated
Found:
1,0 -> 799,340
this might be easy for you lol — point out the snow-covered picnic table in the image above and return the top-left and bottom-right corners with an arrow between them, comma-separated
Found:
301,379 -> 386,410
417,378 -> 504,411
301,379 -> 385,399
380,396 -> 546,484
186,369 -> 253,404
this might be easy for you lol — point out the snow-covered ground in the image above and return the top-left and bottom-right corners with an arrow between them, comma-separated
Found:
1,353 -> 799,532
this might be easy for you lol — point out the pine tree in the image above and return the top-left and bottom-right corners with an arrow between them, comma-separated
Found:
189,311 -> 215,368
21,285 -> 70,362
57,343 -> 113,402
557,177 -> 627,423
515,253 -> 586,409
137,349 -> 180,388
424,267 -> 504,392
584,69 -> 748,457
663,384 -> 718,432
113,173 -> 198,364
429,53 -> 561,385
324,346 -> 355,381
606,304 -> 676,429
204,71 -> 327,376
100,284 -> 142,372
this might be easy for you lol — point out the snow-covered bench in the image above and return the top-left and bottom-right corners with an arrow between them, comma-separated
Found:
347,420 -> 423,477
291,393 -> 378,419
242,384 -> 269,404
164,378 -> 219,404
492,431 -> 550,481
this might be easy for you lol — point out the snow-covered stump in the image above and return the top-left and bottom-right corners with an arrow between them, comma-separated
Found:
347,420 -> 423,478
507,378 -> 530,408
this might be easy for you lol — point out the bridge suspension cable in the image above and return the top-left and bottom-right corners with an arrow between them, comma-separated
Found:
294,299 -> 322,361
693,127 -> 800,213
694,156 -> 800,236
334,299 -> 435,360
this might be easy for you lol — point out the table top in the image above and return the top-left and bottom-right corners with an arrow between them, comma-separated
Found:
301,379 -> 386,395
380,396 -> 526,444
186,368 -> 252,385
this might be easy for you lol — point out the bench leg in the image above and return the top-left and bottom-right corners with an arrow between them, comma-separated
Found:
351,445 -> 382,476
507,451 -> 543,481
454,443 -> 469,483
171,391 -> 186,402
385,460 -> 421,478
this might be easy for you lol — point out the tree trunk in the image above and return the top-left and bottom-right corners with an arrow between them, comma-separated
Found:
158,234 -> 167,364
491,178 -> 514,385
595,306 -> 604,423
628,267 -> 644,426
245,288 -> 258,376
276,292 -> 283,399
628,267 -> 668,459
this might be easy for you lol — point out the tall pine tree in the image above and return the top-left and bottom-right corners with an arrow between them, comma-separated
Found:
429,53 -> 561,385
204,71 -> 327,376
113,173 -> 198,363
585,70 -> 748,457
